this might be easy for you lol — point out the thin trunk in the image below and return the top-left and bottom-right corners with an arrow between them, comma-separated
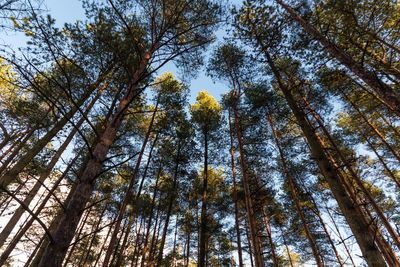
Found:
93,217 -> 115,267
171,216 -> 178,267
267,111 -> 323,267
110,217 -> 129,266
306,193 -> 344,266
24,235 -> 45,267
114,212 -> 135,267
245,221 -> 254,267
325,206 -> 357,267
279,225 -> 294,267
0,131 -> 26,164
276,0 -> 400,117
232,105 -> 264,267
228,109 -> 244,267
130,218 -> 142,267
62,205 -> 93,267
261,209 -> 279,267
102,99 -> 158,267
0,127 -> 36,175
198,130 -> 209,267
185,229 -> 190,267
156,143 -> 181,266
80,204 -> 107,266
135,132 -> 158,199
140,165 -> 162,267
148,198 -> 162,266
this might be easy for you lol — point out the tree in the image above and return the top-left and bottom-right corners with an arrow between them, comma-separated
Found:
190,90 -> 222,267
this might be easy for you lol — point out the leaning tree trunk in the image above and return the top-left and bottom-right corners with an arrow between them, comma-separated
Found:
306,192 -> 344,266
0,71 -> 111,188
231,89 -> 264,267
325,205 -> 357,267
0,153 -> 78,266
0,86 -> 104,248
37,52 -> 152,267
266,111 -> 323,267
303,97 -> 400,250
261,47 -> 387,266
156,143 -> 182,266
102,99 -> 159,267
275,0 -> 400,117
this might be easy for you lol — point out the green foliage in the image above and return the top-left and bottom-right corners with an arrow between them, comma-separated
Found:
190,91 -> 222,133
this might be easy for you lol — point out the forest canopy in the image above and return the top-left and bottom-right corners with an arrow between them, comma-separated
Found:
0,0 -> 399,266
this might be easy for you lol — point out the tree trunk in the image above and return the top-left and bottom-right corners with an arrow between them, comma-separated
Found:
305,191 -> 344,266
80,204 -> 107,266
0,72 -> 111,188
0,154 -> 77,266
185,229 -> 190,267
93,216 -> 115,267
227,110 -> 244,267
232,96 -> 264,267
140,165 -> 162,267
303,98 -> 400,250
0,89 -> 101,248
148,198 -> 163,266
276,0 -> 400,117
325,206 -> 357,267
198,130 -> 209,267
261,209 -> 279,267
341,91 -> 400,163
245,221 -> 254,267
102,99 -> 158,267
37,53 -> 151,267
261,48 -> 387,266
62,204 -> 93,267
266,111 -> 323,266
114,212 -> 135,267
156,143 -> 181,266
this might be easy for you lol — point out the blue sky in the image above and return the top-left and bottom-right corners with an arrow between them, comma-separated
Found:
0,0 -> 230,104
